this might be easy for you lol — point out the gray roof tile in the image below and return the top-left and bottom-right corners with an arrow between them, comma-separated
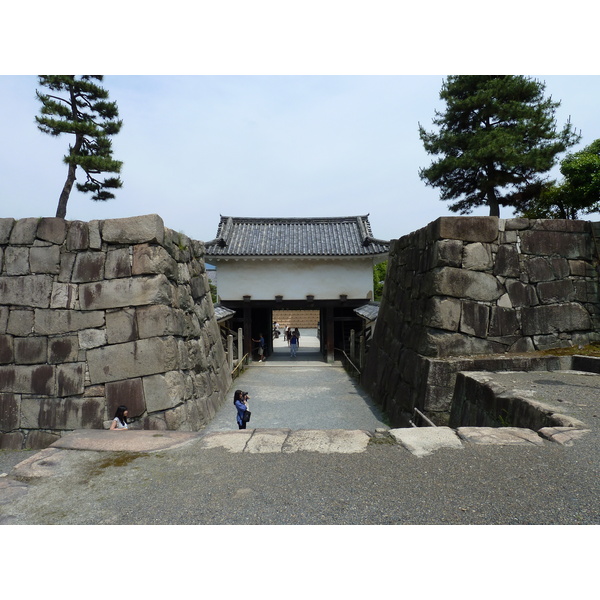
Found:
205,216 -> 389,258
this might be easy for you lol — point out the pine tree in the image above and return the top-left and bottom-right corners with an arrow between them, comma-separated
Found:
419,76 -> 581,217
36,75 -> 123,219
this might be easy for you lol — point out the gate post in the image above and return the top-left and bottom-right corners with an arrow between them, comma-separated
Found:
237,327 -> 243,361
227,334 -> 234,371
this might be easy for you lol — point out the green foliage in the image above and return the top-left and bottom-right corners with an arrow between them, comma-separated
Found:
373,261 -> 387,301
519,139 -> 600,219
209,282 -> 218,304
36,75 -> 123,218
419,76 -> 581,217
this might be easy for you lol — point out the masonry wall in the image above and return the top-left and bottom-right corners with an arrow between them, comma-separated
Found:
0,214 -> 231,449
362,216 -> 600,426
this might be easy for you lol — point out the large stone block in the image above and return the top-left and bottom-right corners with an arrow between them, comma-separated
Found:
72,251 -> 105,282
87,336 -> 180,384
427,267 -> 504,302
14,337 -> 47,364
488,307 -> 519,337
459,301 -> 490,338
424,297 -> 461,331
29,245 -> 61,274
79,275 -> 172,310
142,371 -> 185,413
493,245 -> 520,277
36,218 -> 67,245
430,239 -> 463,268
0,364 -> 54,395
25,430 -> 61,449
106,308 -> 138,344
9,218 -> 38,245
0,275 -> 53,308
5,247 -> 30,275
105,248 -> 132,279
521,303 -> 592,336
432,216 -> 499,242
102,214 -> 165,245
537,280 -> 574,304
105,378 -> 146,419
21,395 -> 104,430
34,309 -> 105,335
136,305 -> 186,338
50,282 -> 78,309
0,392 -> 20,430
48,335 -> 79,363
0,334 -> 14,364
520,230 -> 592,259
78,328 -> 107,349
132,244 -> 178,279
56,363 -> 85,396
506,280 -> 538,307
0,218 -> 15,244
66,221 -> 90,250
6,309 -> 34,336
462,242 -> 493,271
0,431 -> 24,449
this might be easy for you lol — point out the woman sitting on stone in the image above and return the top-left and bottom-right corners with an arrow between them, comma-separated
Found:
110,405 -> 129,430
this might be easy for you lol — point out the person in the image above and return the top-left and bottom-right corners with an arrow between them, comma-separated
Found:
110,405 -> 129,430
290,330 -> 298,358
252,333 -> 266,362
273,321 -> 280,339
234,389 -> 249,429
285,326 -> 291,346
293,328 -> 301,346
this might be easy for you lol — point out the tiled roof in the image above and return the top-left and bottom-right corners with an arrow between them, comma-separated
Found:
213,304 -> 236,322
354,302 -> 380,322
205,216 -> 389,258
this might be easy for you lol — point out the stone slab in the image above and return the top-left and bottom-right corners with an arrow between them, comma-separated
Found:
282,429 -> 371,454
389,426 -> 463,457
199,430 -> 254,453
49,429 -> 201,452
245,428 -> 291,453
457,427 -> 545,446
538,427 -> 592,446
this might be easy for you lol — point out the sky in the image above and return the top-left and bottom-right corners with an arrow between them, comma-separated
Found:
1,2 -> 597,591
2,74 -> 599,245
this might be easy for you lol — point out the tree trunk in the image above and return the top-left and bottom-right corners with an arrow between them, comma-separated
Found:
55,161 -> 77,219
487,188 -> 500,217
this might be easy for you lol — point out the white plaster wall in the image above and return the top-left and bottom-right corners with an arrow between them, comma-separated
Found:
213,258 -> 376,301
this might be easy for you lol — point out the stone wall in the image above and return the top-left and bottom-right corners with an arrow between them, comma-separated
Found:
0,214 -> 231,449
362,217 -> 600,426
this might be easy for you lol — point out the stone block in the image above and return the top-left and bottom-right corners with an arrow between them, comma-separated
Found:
79,275 -> 172,310
72,251 -> 105,282
423,297 -> 461,332
488,307 -> 519,337
457,427 -> 544,446
142,371 -> 185,413
432,216 -> 499,242
493,245 -> 520,277
521,303 -> 592,336
0,334 -> 14,364
6,309 -> 34,336
136,305 -> 186,338
77,328 -> 106,350
0,275 -> 53,308
14,337 -> 47,364
520,230 -> 591,259
0,392 -> 20,430
463,242 -> 493,271
102,214 -> 165,245
459,301 -> 490,338
430,239 -> 463,268
106,308 -> 138,344
389,426 -> 463,457
506,280 -> 538,307
66,221 -> 90,250
0,218 -> 15,244
0,364 -> 54,395
48,335 -> 79,363
5,247 -> 30,275
524,256 -> 554,282
190,276 -> 209,300
132,244 -> 178,279
36,218 -> 67,245
25,430 -> 61,449
105,378 -> 146,419
56,363 -> 85,396
427,267 -> 504,302
34,309 -> 105,335
29,245 -> 61,274
105,248 -> 132,279
569,260 -> 595,277
58,252 -> 76,282
537,280 -> 574,304
50,282 -> 78,309
88,220 -> 102,249
0,431 -> 24,450
9,218 -> 38,245
87,336 -> 179,384
21,395 -> 103,430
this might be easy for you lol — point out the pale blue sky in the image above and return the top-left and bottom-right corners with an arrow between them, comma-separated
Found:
2,74 -> 599,243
